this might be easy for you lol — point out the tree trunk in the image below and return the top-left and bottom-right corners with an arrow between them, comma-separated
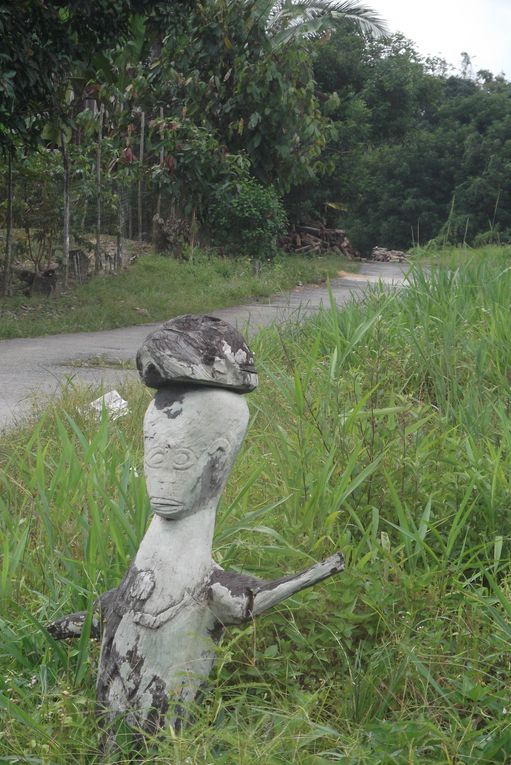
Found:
116,198 -> 123,273
156,106 -> 164,219
95,104 -> 104,274
61,132 -> 70,289
153,107 -> 164,247
189,206 -> 197,257
128,191 -> 133,240
3,151 -> 14,296
138,110 -> 145,242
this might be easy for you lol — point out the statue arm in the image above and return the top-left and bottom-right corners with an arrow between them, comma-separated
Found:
208,552 -> 344,626
47,588 -> 117,640
48,554 -> 344,638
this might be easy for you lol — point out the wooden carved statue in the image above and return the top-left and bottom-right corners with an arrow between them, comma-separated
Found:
48,315 -> 344,741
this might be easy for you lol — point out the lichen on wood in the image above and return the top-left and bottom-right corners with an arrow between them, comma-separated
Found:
47,315 -> 344,744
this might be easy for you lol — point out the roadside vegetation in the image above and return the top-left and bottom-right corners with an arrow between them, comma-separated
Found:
1,251 -> 511,762
0,251 -> 355,339
3,1 -> 511,306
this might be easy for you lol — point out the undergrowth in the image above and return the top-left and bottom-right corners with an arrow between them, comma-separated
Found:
1,251 -> 511,762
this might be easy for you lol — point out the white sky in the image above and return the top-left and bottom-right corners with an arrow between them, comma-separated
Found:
372,0 -> 511,77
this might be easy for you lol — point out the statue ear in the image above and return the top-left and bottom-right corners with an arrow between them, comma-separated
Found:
208,438 -> 231,472
206,438 -> 231,481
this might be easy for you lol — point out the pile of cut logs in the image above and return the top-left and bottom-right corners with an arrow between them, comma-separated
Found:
280,225 -> 361,259
371,246 -> 409,263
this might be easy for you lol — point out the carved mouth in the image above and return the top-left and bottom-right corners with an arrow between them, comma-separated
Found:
151,501 -> 188,519
151,498 -> 184,509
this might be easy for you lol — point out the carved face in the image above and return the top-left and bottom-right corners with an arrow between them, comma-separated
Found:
143,387 -> 249,520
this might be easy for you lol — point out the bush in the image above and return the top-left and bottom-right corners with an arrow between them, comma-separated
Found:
210,177 -> 287,258
472,226 -> 511,247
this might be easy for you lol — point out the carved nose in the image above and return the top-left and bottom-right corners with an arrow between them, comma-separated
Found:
158,475 -> 178,486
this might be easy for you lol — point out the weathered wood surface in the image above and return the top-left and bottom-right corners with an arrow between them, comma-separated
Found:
136,314 -> 258,392
280,225 -> 361,259
48,316 -> 344,744
48,385 -> 344,737
96,386 -> 249,733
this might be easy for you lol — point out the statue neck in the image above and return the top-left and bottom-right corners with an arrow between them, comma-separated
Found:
133,503 -> 218,587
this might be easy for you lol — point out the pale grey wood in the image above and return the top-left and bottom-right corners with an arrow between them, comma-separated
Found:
93,385 -> 343,737
49,611 -> 100,640
47,316 -> 344,744
48,554 -> 344,639
96,386 -> 251,734
47,589 -> 116,640
208,553 -> 344,625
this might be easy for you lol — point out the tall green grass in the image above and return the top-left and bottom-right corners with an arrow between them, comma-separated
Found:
1,250 -> 511,762
0,252 -> 355,340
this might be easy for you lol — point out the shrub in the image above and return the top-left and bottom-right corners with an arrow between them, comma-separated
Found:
210,177 -> 287,258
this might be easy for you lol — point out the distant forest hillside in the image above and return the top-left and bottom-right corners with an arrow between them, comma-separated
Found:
2,3 -> 511,261
291,27 -> 511,253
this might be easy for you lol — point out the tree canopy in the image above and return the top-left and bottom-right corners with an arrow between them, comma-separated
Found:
287,25 -> 511,251
0,0 -> 167,149
2,0 -> 511,257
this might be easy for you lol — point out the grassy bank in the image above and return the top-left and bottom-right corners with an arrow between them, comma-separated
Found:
1,251 -> 511,762
0,252 -> 355,340
410,242 -> 508,267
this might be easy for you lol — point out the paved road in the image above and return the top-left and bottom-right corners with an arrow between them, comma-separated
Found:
0,262 -> 407,431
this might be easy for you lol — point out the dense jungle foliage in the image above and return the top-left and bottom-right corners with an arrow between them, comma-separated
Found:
300,30 -> 511,252
2,1 -> 511,269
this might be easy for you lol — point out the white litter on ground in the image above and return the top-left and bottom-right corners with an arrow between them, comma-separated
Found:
88,390 -> 129,420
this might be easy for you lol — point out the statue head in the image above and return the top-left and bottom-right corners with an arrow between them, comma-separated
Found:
143,387 -> 249,520
138,314 -> 257,520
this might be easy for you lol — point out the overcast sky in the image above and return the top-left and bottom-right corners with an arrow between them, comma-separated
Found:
372,0 -> 511,78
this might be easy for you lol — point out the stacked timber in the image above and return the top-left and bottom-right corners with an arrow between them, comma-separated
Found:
280,225 -> 361,259
371,246 -> 409,263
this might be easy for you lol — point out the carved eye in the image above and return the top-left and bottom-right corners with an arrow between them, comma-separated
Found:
172,448 -> 195,470
146,448 -> 166,468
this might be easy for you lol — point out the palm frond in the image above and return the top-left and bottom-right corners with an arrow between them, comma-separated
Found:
249,0 -> 285,30
227,0 -> 388,49
318,0 -> 388,36
269,0 -> 388,47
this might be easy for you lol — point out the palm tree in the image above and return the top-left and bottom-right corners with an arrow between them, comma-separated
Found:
244,0 -> 388,49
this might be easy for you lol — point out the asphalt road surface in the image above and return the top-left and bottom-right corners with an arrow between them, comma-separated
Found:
0,262 -> 407,432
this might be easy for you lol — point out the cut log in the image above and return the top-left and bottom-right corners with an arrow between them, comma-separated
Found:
280,224 -> 361,260
371,246 -> 409,263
